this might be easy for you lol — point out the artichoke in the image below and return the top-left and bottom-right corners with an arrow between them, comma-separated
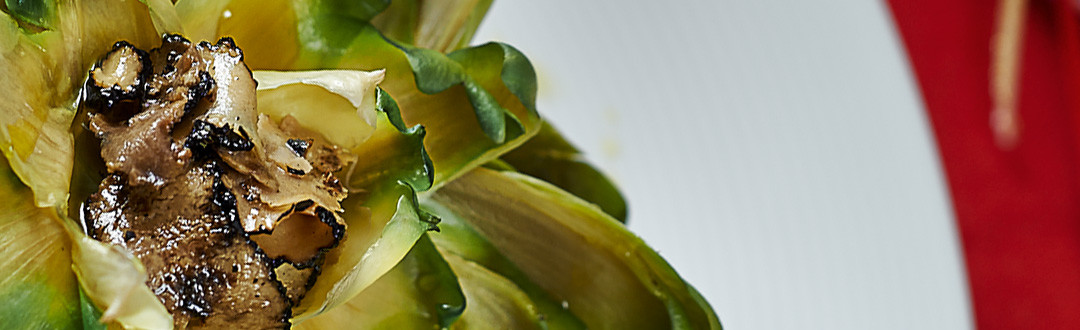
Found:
0,0 -> 720,329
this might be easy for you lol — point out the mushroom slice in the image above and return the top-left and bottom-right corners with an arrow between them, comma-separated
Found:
80,35 -> 355,329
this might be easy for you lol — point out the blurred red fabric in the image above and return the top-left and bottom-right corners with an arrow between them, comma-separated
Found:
887,0 -> 1080,328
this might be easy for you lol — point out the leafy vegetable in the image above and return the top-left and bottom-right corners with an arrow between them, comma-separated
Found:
428,168 -> 722,329
0,0 -> 719,328
501,121 -> 629,222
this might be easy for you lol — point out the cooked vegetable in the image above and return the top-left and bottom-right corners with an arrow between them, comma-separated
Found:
80,35 -> 357,328
0,0 -> 720,329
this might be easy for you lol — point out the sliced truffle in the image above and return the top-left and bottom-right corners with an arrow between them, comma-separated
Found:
81,35 -> 355,329
84,41 -> 150,111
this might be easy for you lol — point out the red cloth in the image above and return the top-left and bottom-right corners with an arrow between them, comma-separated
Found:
887,0 -> 1080,328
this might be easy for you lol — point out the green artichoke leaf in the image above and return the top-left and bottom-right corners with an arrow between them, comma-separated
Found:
292,181 -> 433,322
429,168 -> 723,329
346,88 -> 434,192
371,0 -> 493,53
3,0 -> 56,30
78,286 -> 106,330
395,43 -> 511,144
501,121 -> 629,222
185,1 -> 541,190
301,229 -> 553,330
423,199 -> 587,329
0,156 -> 80,329
298,233 -> 465,329
443,252 -> 545,330
368,0 -> 418,45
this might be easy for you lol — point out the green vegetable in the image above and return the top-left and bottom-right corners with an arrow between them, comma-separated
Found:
0,0 -> 720,328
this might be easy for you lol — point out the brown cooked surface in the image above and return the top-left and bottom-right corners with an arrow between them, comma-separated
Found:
81,35 -> 352,329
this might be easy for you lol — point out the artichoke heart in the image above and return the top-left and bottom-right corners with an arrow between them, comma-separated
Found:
79,35 -> 353,329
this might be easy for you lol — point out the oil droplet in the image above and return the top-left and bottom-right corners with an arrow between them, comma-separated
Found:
561,300 -> 570,310
222,10 -> 232,19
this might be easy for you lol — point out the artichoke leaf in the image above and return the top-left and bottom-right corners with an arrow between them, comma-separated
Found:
186,1 -> 542,191
345,32 -> 541,190
0,142 -> 171,329
430,168 -> 722,329
79,286 -> 107,330
501,121 -> 628,222
442,253 -> 544,330
0,156 -> 80,329
345,89 -> 434,192
71,231 -> 173,329
138,0 -> 184,35
298,233 -> 465,329
300,229 -> 552,330
253,69 -> 385,149
0,10 -> 75,208
173,0 -> 231,46
0,0 -> 161,208
422,199 -> 587,329
255,75 -> 438,322
371,0 -> 492,53
291,181 -> 432,322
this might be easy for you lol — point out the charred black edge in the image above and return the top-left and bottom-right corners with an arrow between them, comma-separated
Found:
217,124 -> 255,151
286,167 -> 306,176
264,206 -> 345,271
184,71 -> 216,114
207,160 -> 295,327
83,41 -> 152,111
214,37 -> 244,61
185,120 -> 255,158
300,259 -> 325,303
286,139 -> 311,157
244,237 -> 296,328
163,33 -> 190,45
159,34 -> 191,75
294,200 -> 314,212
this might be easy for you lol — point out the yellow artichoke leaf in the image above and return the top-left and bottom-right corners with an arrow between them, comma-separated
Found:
0,11 -> 73,208
422,198 -> 587,329
442,252 -> 544,330
298,233 -> 465,329
430,168 -> 723,330
300,230 -> 552,330
139,0 -> 184,35
173,0 -> 232,46
71,234 -> 173,329
372,0 -> 494,53
253,69 -> 385,149
291,181 -> 432,322
0,156 -> 80,329
0,1 -> 162,208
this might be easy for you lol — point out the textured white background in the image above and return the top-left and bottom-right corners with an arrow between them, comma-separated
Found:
474,1 -> 973,329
